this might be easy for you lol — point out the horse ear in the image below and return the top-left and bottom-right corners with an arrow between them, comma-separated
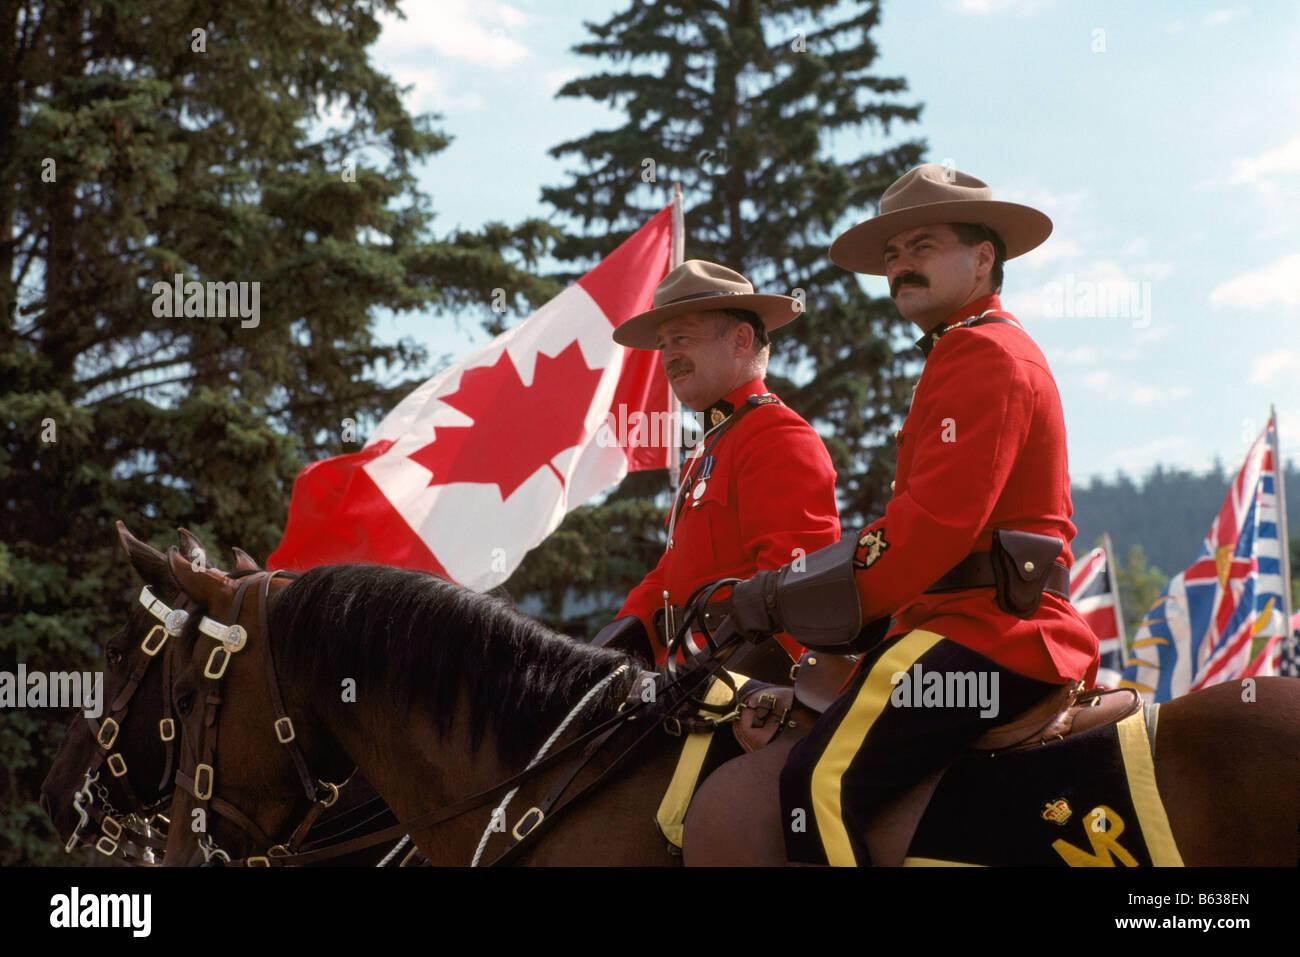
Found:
117,520 -> 174,591
176,528 -> 211,570
231,547 -> 259,572
166,545 -> 234,608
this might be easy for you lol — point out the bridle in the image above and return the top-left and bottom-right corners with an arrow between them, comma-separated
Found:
64,584 -> 198,863
172,570 -> 348,865
168,571 -> 753,866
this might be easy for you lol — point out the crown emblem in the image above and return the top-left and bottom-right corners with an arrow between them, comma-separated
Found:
1041,799 -> 1072,825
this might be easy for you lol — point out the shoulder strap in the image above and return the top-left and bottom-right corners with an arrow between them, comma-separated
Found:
666,394 -> 786,536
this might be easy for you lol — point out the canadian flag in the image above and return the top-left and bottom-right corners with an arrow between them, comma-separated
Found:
268,204 -> 677,589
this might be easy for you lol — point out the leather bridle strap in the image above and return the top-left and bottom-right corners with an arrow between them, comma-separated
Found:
259,662 -> 719,866
257,572 -> 319,802
72,594 -> 197,861
178,570 -> 347,862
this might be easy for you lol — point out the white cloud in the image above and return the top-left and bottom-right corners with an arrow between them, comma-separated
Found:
1079,370 -> 1190,405
1203,8 -> 1248,27
1209,252 -> 1300,310
1049,346 -> 1101,365
1082,435 -> 1195,481
998,187 -> 1089,218
949,0 -> 1049,14
1226,134 -> 1300,186
377,1 -> 529,67
1248,350 -> 1300,385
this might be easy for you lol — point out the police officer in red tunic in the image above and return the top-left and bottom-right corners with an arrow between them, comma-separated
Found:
591,260 -> 840,669
726,165 -> 1100,865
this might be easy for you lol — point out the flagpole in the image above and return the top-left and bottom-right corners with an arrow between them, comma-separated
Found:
1269,405 -> 1295,652
1103,530 -> 1128,655
668,182 -> 685,491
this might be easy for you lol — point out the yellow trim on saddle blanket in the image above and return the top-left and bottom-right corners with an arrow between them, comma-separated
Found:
1115,705 -> 1183,866
655,671 -> 746,848
902,857 -> 986,866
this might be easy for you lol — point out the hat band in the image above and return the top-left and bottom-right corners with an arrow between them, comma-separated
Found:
659,289 -> 746,307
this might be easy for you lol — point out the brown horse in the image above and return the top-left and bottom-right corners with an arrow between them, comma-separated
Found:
150,541 -> 1300,866
42,524 -> 405,865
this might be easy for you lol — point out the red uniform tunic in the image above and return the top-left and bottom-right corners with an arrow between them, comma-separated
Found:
619,378 -> 841,662
852,295 -> 1098,685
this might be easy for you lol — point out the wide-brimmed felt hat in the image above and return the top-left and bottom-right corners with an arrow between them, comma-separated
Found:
612,259 -> 802,349
829,164 -> 1053,275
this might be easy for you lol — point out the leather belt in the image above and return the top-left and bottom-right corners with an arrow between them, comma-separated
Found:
925,551 -> 1070,600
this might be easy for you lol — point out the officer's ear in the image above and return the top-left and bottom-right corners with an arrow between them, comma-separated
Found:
731,319 -> 755,355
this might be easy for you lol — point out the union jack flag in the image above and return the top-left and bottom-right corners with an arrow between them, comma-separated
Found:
1121,412 -> 1292,701
1070,537 -> 1126,687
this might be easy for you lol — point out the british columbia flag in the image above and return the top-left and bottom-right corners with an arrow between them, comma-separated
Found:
1120,412 -> 1293,701
1070,536 -> 1126,688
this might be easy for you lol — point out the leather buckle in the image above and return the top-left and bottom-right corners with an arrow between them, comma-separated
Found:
97,717 -> 120,750
511,807 -> 544,841
274,716 -> 295,744
107,753 -> 128,778
663,716 -> 682,737
204,646 -> 230,679
159,718 -> 175,742
194,763 -> 214,801
141,625 -> 168,656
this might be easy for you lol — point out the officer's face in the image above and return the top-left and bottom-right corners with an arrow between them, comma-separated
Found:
654,312 -> 751,411
882,224 -> 993,331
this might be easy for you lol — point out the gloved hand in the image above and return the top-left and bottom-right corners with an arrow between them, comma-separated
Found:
724,534 -> 865,651
729,569 -> 781,640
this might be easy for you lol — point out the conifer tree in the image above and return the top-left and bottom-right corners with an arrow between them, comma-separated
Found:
0,0 -> 550,863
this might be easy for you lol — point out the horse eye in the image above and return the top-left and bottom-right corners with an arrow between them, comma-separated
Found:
106,647 -> 124,667
176,692 -> 194,716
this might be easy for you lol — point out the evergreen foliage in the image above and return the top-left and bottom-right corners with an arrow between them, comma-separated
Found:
1,0 -> 550,864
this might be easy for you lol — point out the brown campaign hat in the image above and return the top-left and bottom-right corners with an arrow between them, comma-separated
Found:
829,164 -> 1053,275
612,259 -> 802,350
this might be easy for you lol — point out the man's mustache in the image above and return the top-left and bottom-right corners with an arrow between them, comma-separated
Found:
891,272 -> 929,297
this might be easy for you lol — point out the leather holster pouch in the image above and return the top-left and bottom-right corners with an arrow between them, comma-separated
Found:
990,528 -> 1064,619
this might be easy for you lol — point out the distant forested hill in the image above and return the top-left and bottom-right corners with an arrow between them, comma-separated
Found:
1071,459 -> 1300,577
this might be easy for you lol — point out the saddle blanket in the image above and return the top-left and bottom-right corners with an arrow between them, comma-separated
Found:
905,705 -> 1184,866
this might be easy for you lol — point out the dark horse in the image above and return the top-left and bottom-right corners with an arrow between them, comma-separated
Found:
149,537 -> 1300,866
42,525 -> 404,865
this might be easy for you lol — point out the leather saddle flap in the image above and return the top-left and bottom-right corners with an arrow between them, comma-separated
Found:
971,681 -> 1076,750
793,651 -> 857,714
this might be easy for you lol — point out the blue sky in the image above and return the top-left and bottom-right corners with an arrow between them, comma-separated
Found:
362,0 -> 1300,488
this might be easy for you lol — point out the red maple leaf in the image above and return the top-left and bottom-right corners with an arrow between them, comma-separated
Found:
407,342 -> 605,500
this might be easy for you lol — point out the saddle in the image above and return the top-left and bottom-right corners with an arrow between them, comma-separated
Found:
736,651 -> 1137,754
685,652 -> 1143,865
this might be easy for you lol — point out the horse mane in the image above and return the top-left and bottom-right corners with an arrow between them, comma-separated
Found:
270,564 -> 639,768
